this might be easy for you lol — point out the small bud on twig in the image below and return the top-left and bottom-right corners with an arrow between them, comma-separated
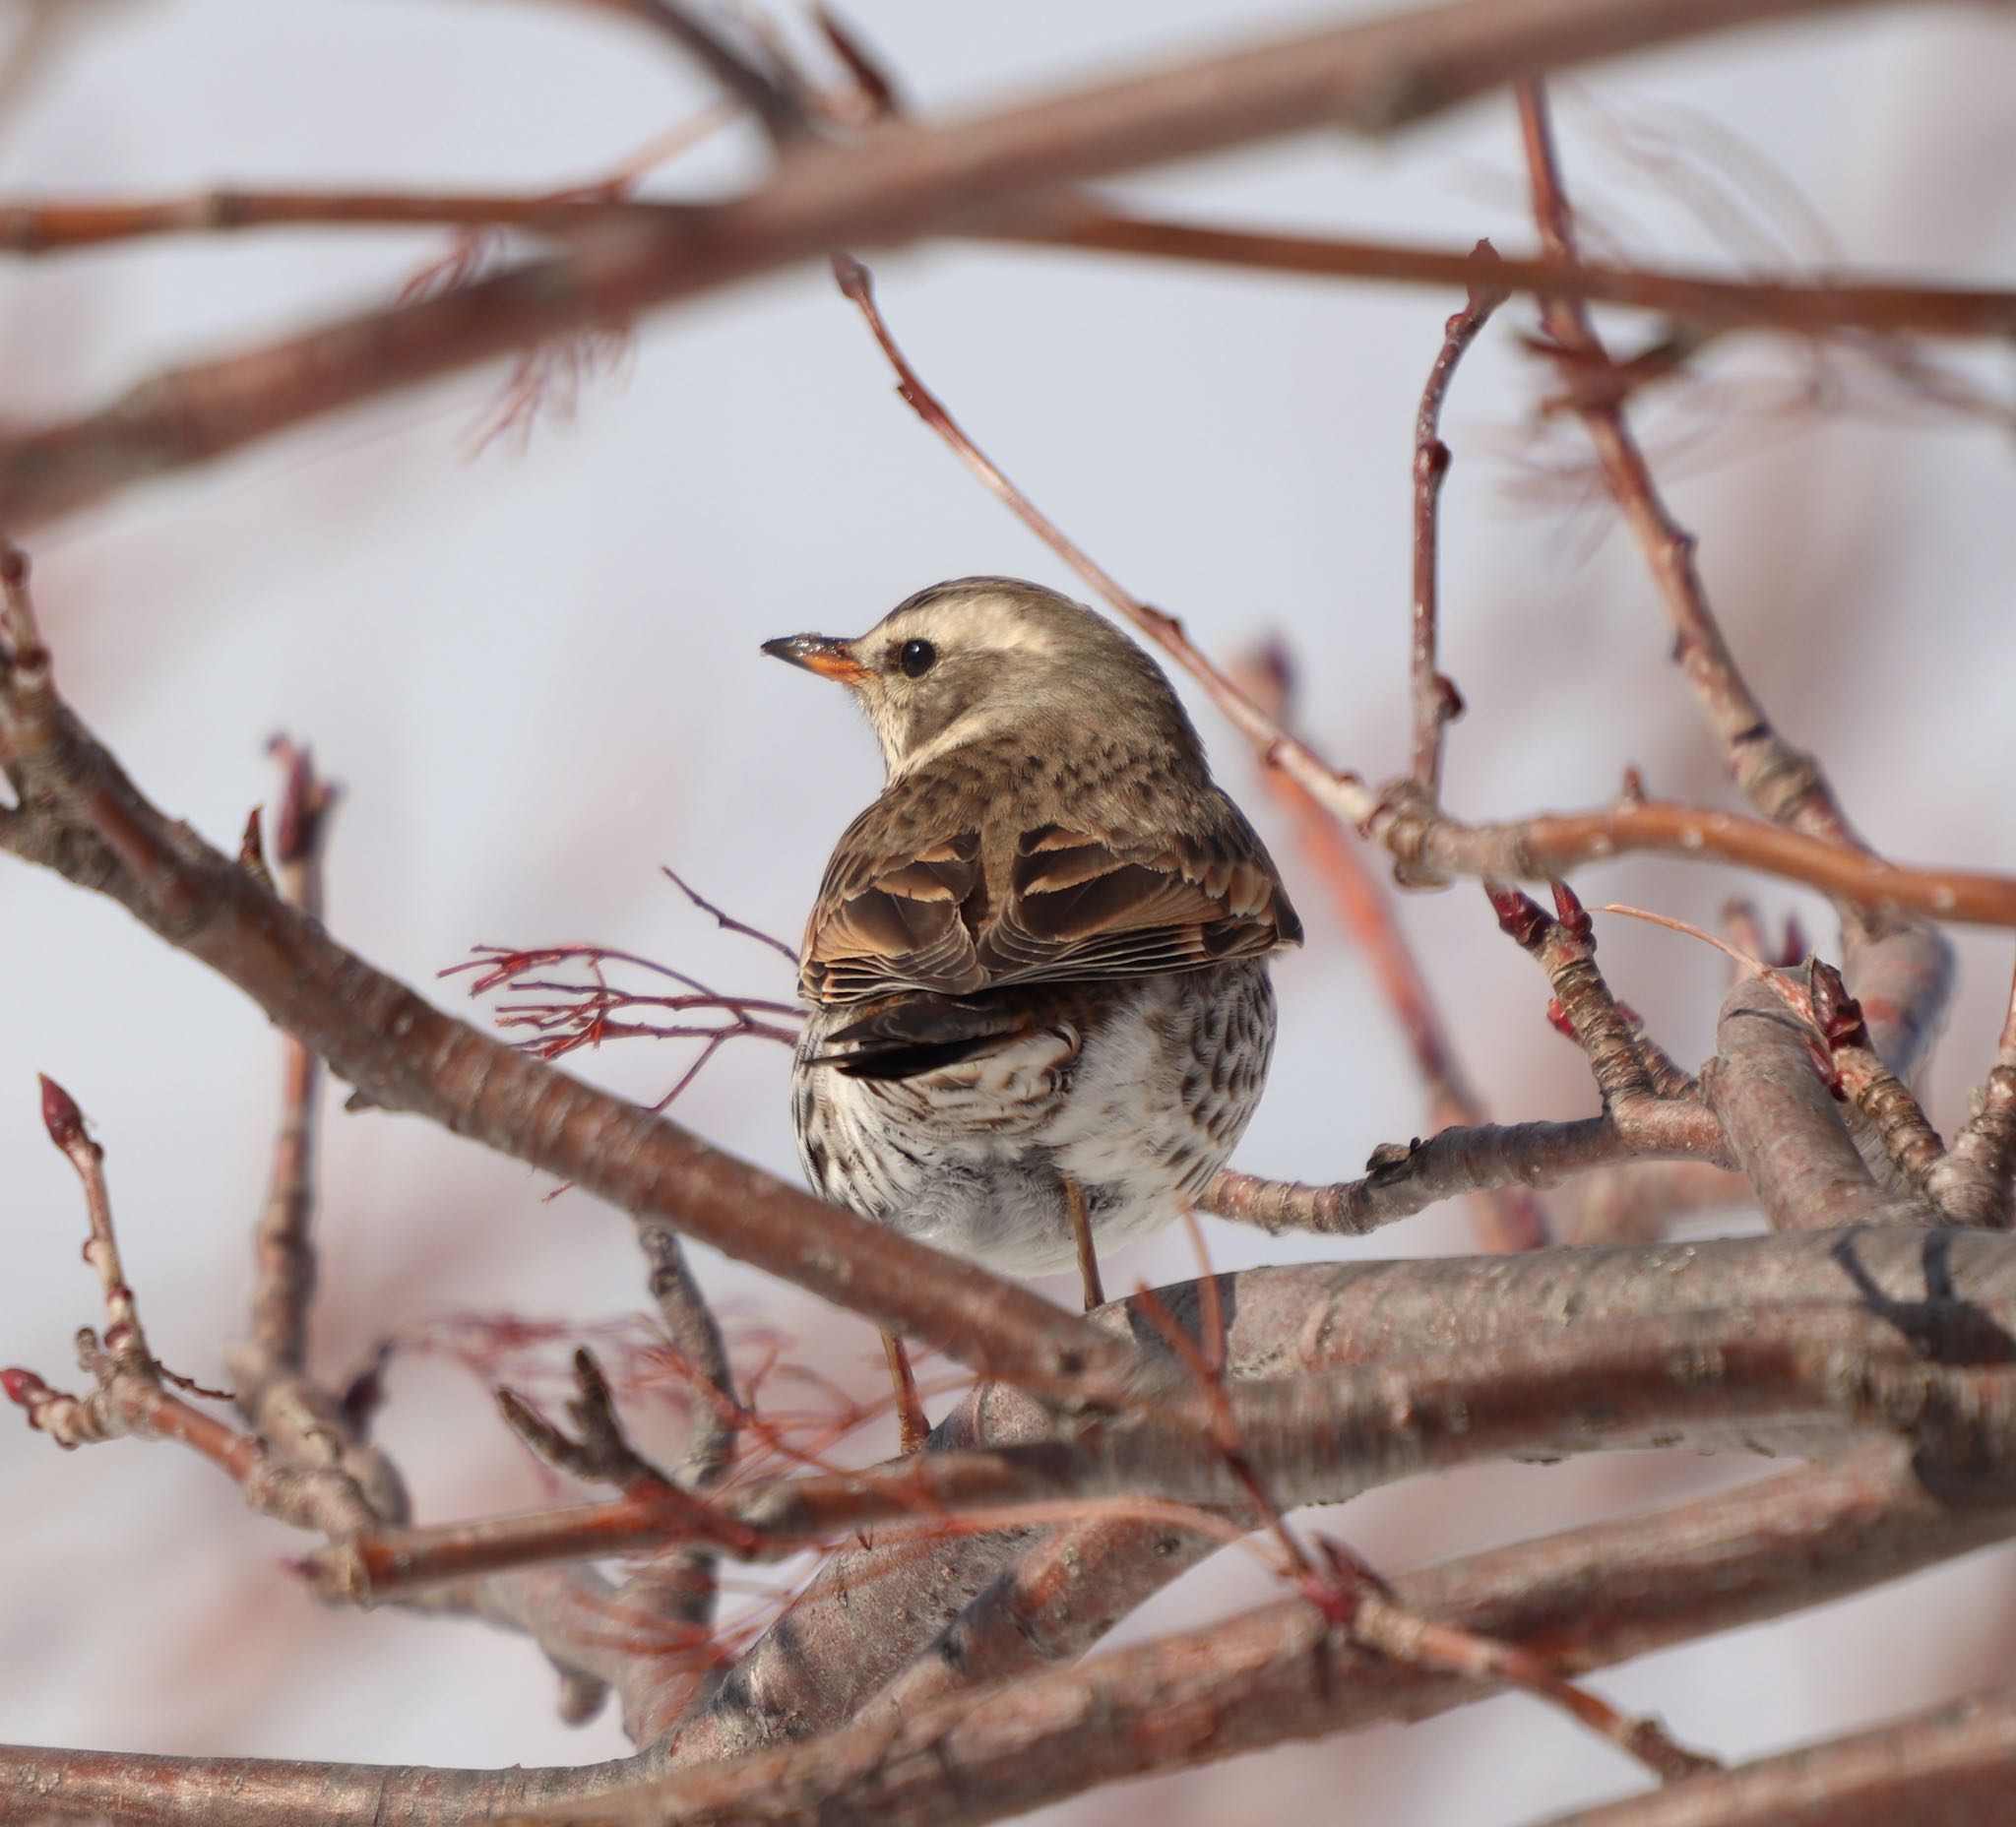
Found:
238,806 -> 276,893
1483,880 -> 1550,949
37,1073 -> 91,1155
1807,957 -> 1869,1050
1548,879 -> 1593,944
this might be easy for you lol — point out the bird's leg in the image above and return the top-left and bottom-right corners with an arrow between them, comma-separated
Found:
881,1330 -> 930,1454
1062,1172 -> 1105,1311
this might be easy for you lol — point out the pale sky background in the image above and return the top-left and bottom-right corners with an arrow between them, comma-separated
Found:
1,3 -> 2014,1822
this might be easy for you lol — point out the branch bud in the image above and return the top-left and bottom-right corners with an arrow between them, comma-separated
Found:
1549,878 -> 1593,943
1483,881 -> 1549,949
1807,958 -> 1868,1050
37,1074 -> 88,1153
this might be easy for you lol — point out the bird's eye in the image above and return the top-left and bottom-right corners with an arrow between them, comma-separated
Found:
899,638 -> 938,678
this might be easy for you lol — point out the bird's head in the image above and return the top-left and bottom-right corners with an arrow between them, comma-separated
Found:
762,577 -> 1199,779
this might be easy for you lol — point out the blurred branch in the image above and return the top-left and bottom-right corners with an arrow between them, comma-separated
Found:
0,0 -> 1978,527
1537,1688 -> 2016,1826
521,1450 -> 2016,1825
982,206 -> 2016,342
10,1447 -> 2010,1827
0,190 -> 2006,352
2,1075 -> 380,1538
568,0 -> 810,141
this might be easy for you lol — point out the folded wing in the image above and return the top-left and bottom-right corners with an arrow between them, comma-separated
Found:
801,801 -> 1299,1007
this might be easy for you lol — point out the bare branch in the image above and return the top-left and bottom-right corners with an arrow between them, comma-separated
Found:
297,1292 -> 2016,1602
1535,1688 -> 2016,1827
565,1446 -> 2016,1827
980,205 -> 2016,343
1708,971 -> 1933,1230
1409,242 -> 1506,801
1512,79 -> 1861,852
1928,956 -> 2016,1229
576,0 -> 809,142
1233,645 -> 1547,1249
1205,1107 -> 1726,1238
0,0 -> 1965,528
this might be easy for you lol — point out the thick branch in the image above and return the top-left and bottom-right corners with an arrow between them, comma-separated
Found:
299,1292 -> 2016,1600
1709,973 -> 1931,1230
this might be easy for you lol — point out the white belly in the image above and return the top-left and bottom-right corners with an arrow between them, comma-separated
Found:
789,960 -> 1276,1276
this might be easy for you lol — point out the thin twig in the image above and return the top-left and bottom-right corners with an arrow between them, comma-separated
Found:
1232,644 -> 1545,1249
1410,242 -> 1507,801
1513,81 -> 1854,848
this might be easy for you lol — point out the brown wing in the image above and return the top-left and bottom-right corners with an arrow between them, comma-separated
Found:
800,793 -> 1298,1006
977,820 -> 1298,983
799,823 -> 986,1001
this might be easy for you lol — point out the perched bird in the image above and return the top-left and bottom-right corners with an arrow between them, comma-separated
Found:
765,578 -> 1300,1447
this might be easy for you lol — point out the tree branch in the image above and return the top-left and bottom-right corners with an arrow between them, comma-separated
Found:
1536,1688 -> 2016,1827
297,1292 -> 2016,1601
0,0 -> 1975,527
0,546 -> 1140,1410
9,1445 -> 2010,1827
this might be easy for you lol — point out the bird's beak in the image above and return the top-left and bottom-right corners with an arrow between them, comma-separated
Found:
761,633 -> 872,686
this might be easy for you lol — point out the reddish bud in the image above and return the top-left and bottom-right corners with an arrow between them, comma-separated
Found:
1416,438 -> 1452,484
1804,1035 -> 1847,1098
1779,915 -> 1809,969
340,1353 -> 389,1430
37,1074 -> 85,1149
1620,764 -> 1648,802
1484,882 -> 1549,948
831,252 -> 870,301
1549,878 -> 1593,943
1,1366 -> 47,1407
1544,998 -> 1576,1040
238,805 -> 270,876
1363,1138 -> 1421,1175
267,737 -> 333,865
0,543 -> 27,589
1434,673 -> 1466,724
1232,637 -> 1296,722
1808,958 -> 1868,1049
815,3 -> 904,118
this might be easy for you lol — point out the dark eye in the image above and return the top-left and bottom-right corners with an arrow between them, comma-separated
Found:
899,638 -> 938,678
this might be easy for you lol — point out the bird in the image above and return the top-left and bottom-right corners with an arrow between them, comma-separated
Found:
763,577 -> 1300,1449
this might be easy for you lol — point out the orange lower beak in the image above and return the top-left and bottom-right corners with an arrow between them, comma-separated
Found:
761,633 -> 871,685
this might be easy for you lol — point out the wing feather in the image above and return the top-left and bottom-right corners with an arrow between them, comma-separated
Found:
800,787 -> 1298,1006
